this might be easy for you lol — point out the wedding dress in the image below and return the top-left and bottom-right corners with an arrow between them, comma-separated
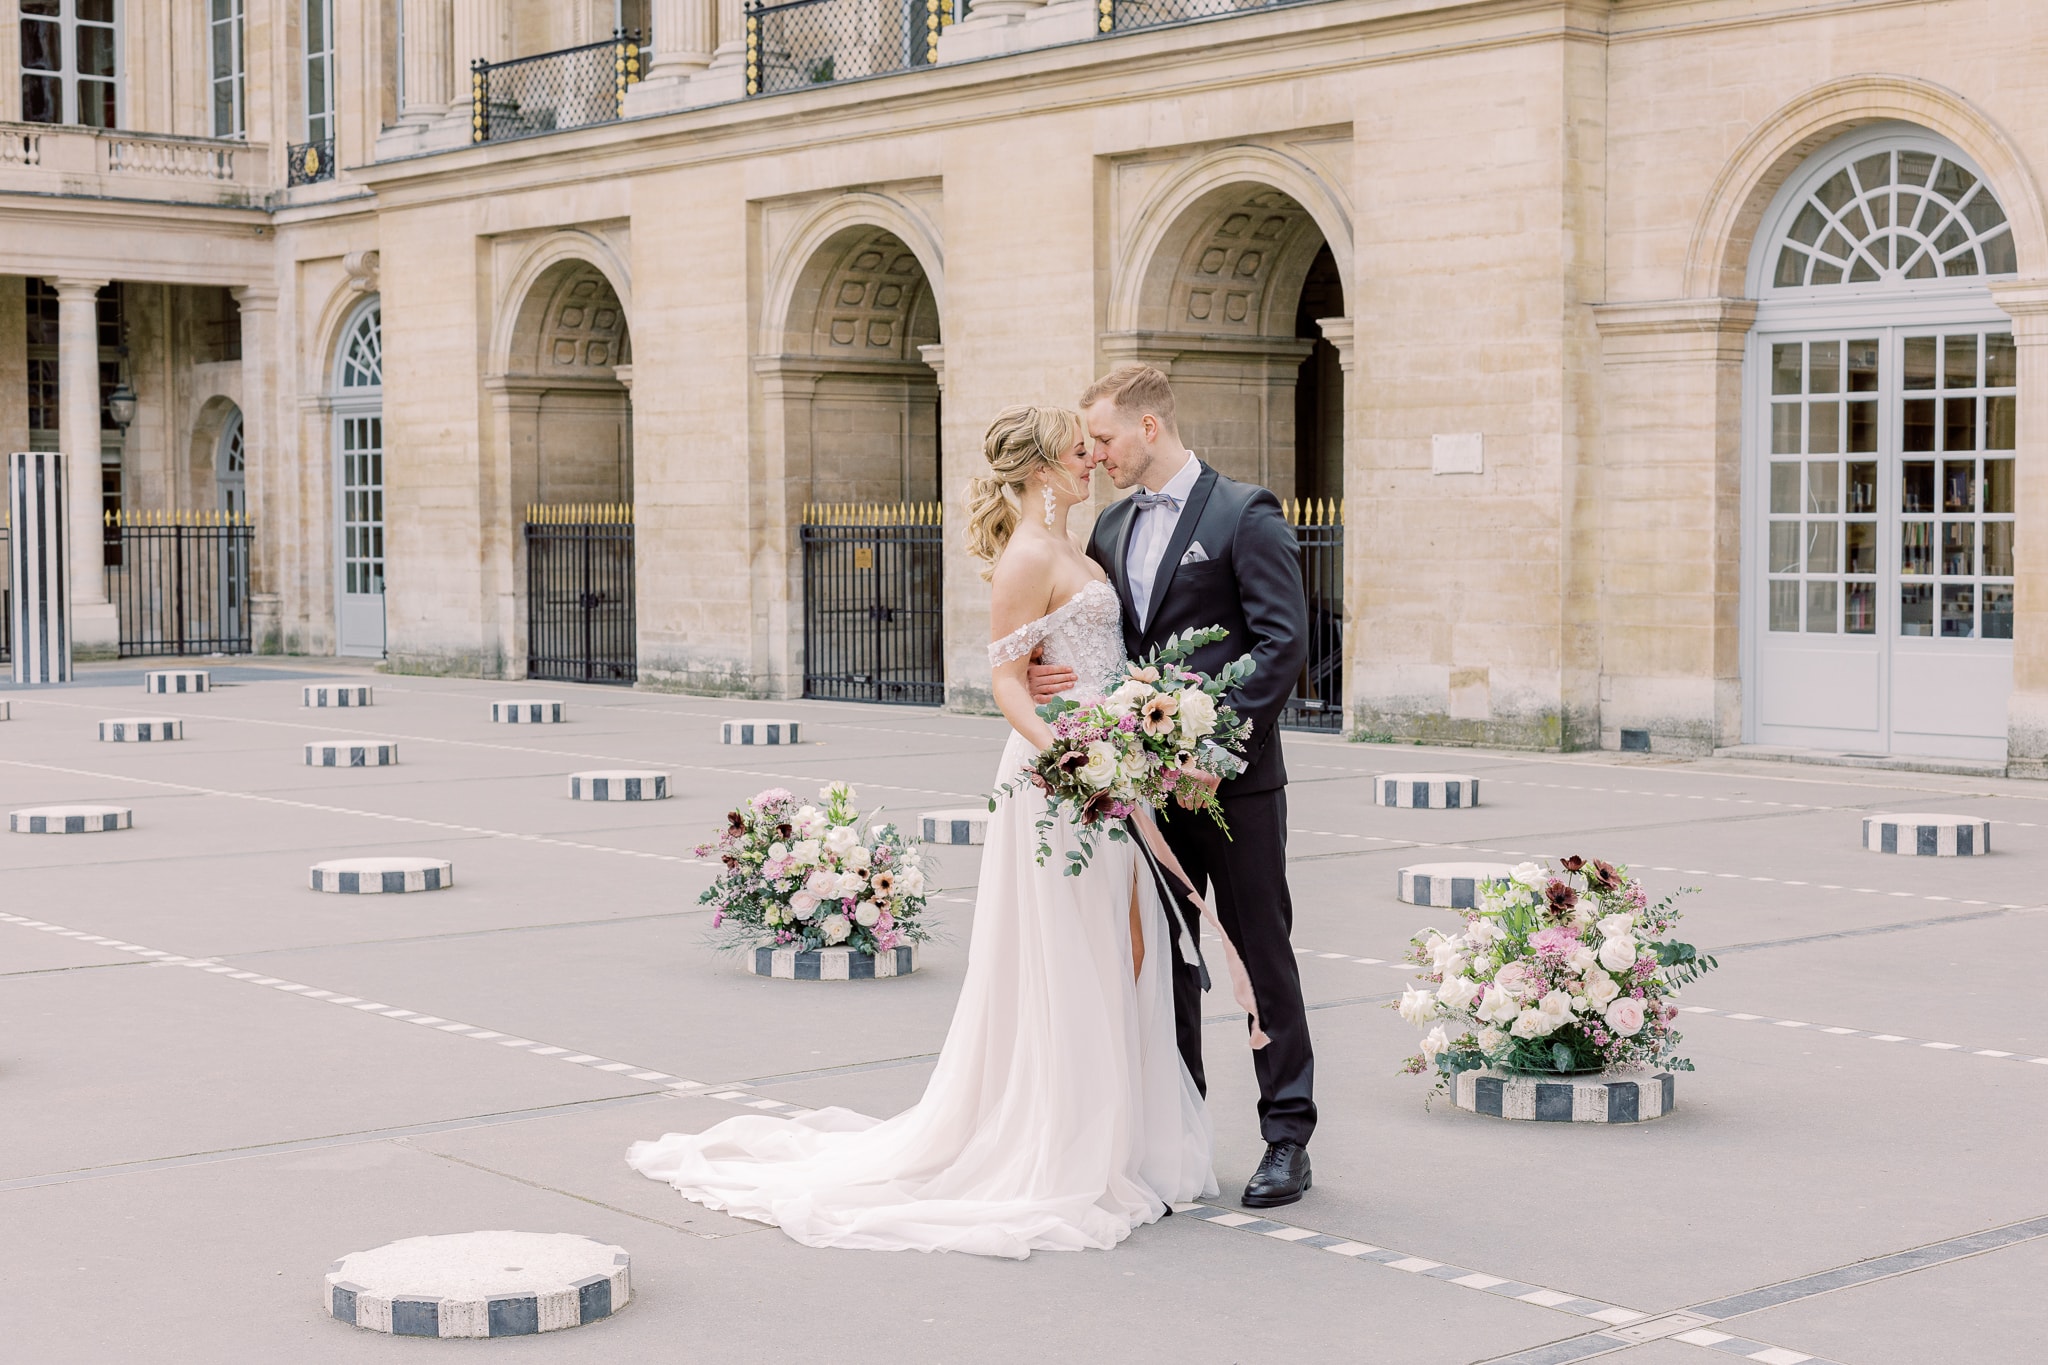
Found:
626,579 -> 1216,1257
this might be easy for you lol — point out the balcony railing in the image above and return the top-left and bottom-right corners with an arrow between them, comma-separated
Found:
287,137 -> 335,185
745,0 -> 953,96
1107,0 -> 1311,31
0,123 -> 266,204
472,32 -> 642,144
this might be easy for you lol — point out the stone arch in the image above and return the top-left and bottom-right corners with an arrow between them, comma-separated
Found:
492,230 -> 634,376
761,192 -> 944,359
1685,75 -> 2047,301
1107,152 -> 1352,503
186,395 -> 242,508
496,251 -> 634,509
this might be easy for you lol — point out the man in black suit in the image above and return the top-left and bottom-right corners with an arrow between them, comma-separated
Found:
1028,364 -> 1315,1209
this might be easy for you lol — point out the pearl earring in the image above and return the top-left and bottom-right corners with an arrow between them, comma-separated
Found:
1042,485 -> 1058,529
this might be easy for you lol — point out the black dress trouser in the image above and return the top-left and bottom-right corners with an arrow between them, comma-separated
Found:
1156,787 -> 1316,1148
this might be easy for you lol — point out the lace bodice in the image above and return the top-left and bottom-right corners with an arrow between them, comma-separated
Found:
987,580 -> 1126,699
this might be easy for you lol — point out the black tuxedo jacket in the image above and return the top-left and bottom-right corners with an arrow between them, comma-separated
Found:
1086,464 -> 1308,796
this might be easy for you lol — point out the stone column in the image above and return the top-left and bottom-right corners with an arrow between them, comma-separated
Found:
231,287 -> 282,653
1989,279 -> 2048,776
686,0 -> 749,105
451,0 -> 497,80
401,0 -> 452,111
54,278 -> 115,656
622,0 -> 714,112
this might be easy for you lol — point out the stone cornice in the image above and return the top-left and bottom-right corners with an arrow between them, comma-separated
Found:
1590,298 -> 1759,337
1988,278 -> 2048,319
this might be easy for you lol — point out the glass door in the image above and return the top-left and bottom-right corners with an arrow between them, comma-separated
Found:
335,412 -> 386,656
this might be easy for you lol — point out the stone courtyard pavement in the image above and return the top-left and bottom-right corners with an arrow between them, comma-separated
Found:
3,660 -> 2044,1364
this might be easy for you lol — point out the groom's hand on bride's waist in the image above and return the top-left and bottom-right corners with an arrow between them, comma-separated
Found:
1026,658 -> 1077,704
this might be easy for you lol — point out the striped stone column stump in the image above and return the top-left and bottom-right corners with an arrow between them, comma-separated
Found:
0,700 -> 10,721
143,669 -> 209,694
326,1231 -> 630,1339
306,740 -> 399,768
568,771 -> 669,801
1374,773 -> 1481,809
1454,1068 -> 1676,1124
1397,862 -> 1514,909
1863,813 -> 1992,856
921,809 -> 988,845
305,684 -> 374,708
11,804 -> 132,834
99,717 -> 183,742
310,857 -> 454,894
721,718 -> 800,745
750,944 -> 918,980
9,450 -> 72,684
493,700 -> 565,724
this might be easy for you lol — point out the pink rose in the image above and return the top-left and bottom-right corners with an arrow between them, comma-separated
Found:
1603,997 -> 1646,1037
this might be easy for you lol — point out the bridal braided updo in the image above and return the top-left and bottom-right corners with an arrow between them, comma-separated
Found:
964,404 -> 1085,579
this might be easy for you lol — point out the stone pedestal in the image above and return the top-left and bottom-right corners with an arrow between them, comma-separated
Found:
326,1232 -> 630,1337
1454,1068 -> 1675,1123
750,944 -> 918,979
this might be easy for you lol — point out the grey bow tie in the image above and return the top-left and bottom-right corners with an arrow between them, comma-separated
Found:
1129,491 -> 1181,511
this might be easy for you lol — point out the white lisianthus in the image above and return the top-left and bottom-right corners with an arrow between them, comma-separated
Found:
1510,861 -> 1549,889
1571,994 -> 1592,1014
790,839 -> 822,867
1176,689 -> 1219,741
823,782 -> 856,804
1537,990 -> 1573,1023
846,845 -> 872,871
1603,996 -> 1647,1036
820,913 -> 851,945
1464,917 -> 1502,948
789,891 -> 820,920
835,870 -> 866,898
804,869 -> 837,898
1567,945 -> 1599,975
795,806 -> 828,838
1105,679 -> 1156,717
1596,912 -> 1634,941
1477,1027 -> 1506,1052
1472,954 -> 1496,975
1419,1025 -> 1450,1063
1398,987 -> 1438,1026
1598,935 -> 1639,972
853,901 -> 881,928
1436,975 -> 1481,1011
1077,741 -> 1119,790
766,842 -> 789,862
1476,986 -> 1520,1024
1584,971 -> 1621,1007
1477,888 -> 1506,915
898,867 -> 926,897
1429,936 -> 1466,975
1510,1009 -> 1550,1038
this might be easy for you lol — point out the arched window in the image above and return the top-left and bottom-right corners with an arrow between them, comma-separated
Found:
1770,144 -> 2018,291
339,301 -> 382,389
220,410 -> 245,476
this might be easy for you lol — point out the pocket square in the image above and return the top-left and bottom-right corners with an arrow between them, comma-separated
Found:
1180,542 -> 1210,565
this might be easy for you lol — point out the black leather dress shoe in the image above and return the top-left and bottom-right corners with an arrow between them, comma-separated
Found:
1241,1141 -> 1312,1209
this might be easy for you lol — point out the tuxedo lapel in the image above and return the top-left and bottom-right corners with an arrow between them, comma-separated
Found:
1108,497 -> 1143,632
1142,465 -> 1219,635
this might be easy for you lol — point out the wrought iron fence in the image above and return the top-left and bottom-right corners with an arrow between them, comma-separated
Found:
745,0 -> 952,96
473,31 -> 641,144
286,137 -> 335,185
103,510 -> 254,658
525,504 -> 637,685
800,502 -> 944,705
1280,497 -> 1343,732
1106,0 -> 1309,32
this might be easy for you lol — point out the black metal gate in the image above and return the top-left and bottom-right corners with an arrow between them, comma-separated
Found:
525,504 -> 636,684
800,502 -> 944,705
104,510 -> 255,657
1280,498 -> 1343,732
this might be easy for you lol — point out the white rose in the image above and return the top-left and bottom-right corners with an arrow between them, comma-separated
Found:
824,824 -> 860,857
820,913 -> 851,945
835,870 -> 866,899
795,806 -> 827,838
1429,936 -> 1466,976
766,842 -> 789,861
1077,741 -> 1118,790
1398,987 -> 1438,1026
1598,935 -> 1639,973
789,891 -> 819,920
1537,990 -> 1573,1022
1571,995 -> 1592,1014
1510,1009 -> 1549,1038
1105,679 -> 1156,717
1477,1027 -> 1506,1052
1418,1025 -> 1450,1063
1464,917 -> 1502,948
1604,996 -> 1647,1036
1476,986 -> 1520,1024
846,845 -> 872,871
804,869 -> 837,898
1510,861 -> 1549,889
898,867 -> 925,896
853,901 -> 881,927
1567,945 -> 1598,975
1584,972 -> 1621,1007
791,839 -> 822,867
1596,913 -> 1634,941
1436,975 -> 1481,1011
1176,690 -> 1218,740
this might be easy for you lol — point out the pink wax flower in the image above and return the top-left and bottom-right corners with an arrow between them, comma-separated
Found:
875,909 -> 894,934
1118,714 -> 1138,732
1530,926 -> 1579,959
711,911 -> 724,928
753,787 -> 794,809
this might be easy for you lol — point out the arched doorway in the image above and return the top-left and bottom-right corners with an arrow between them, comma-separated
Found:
501,260 -> 636,682
1118,179 -> 1348,727
215,409 -> 246,517
770,224 -> 944,704
1746,125 -> 2020,760
331,298 -> 385,657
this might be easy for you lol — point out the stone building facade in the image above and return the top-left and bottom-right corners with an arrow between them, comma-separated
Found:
3,0 -> 2046,771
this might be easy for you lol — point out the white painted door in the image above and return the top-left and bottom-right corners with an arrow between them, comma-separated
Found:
335,412 -> 386,656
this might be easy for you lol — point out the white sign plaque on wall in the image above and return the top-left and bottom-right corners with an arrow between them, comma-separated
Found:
1432,433 -> 1484,476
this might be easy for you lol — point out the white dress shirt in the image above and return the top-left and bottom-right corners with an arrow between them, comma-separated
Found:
1125,455 -> 1203,629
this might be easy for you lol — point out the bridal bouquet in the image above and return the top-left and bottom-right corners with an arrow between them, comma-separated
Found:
697,782 -> 931,956
998,626 -> 1255,875
1396,857 -> 1717,1092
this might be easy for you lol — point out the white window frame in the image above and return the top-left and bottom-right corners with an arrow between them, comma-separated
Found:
303,0 -> 335,144
210,0 -> 246,139
18,0 -> 122,129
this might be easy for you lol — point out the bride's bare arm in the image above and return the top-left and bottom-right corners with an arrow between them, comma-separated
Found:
988,540 -> 1059,751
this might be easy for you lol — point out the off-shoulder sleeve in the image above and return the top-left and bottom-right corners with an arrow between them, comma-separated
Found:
988,617 -> 1052,669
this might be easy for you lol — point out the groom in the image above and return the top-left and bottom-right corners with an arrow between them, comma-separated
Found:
1029,364 -> 1316,1209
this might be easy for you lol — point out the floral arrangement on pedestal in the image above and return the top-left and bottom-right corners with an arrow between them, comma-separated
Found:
1396,857 -> 1717,1093
697,783 -> 931,956
998,626 -> 1255,875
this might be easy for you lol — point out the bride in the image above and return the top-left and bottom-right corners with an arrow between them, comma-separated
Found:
626,405 -> 1216,1258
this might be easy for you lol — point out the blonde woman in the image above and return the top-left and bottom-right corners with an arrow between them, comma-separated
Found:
629,406 -> 1215,1257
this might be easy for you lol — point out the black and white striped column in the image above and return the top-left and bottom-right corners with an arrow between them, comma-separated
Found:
1397,862 -> 1514,908
1374,773 -> 1481,809
310,857 -> 453,894
568,771 -> 668,801
8,451 -> 71,685
144,669 -> 209,694
99,717 -> 183,742
492,700 -> 564,724
10,805 -> 131,834
306,741 -> 399,767
921,809 -> 987,845
304,685 -> 374,707
1862,813 -> 1992,857
721,719 -> 801,745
